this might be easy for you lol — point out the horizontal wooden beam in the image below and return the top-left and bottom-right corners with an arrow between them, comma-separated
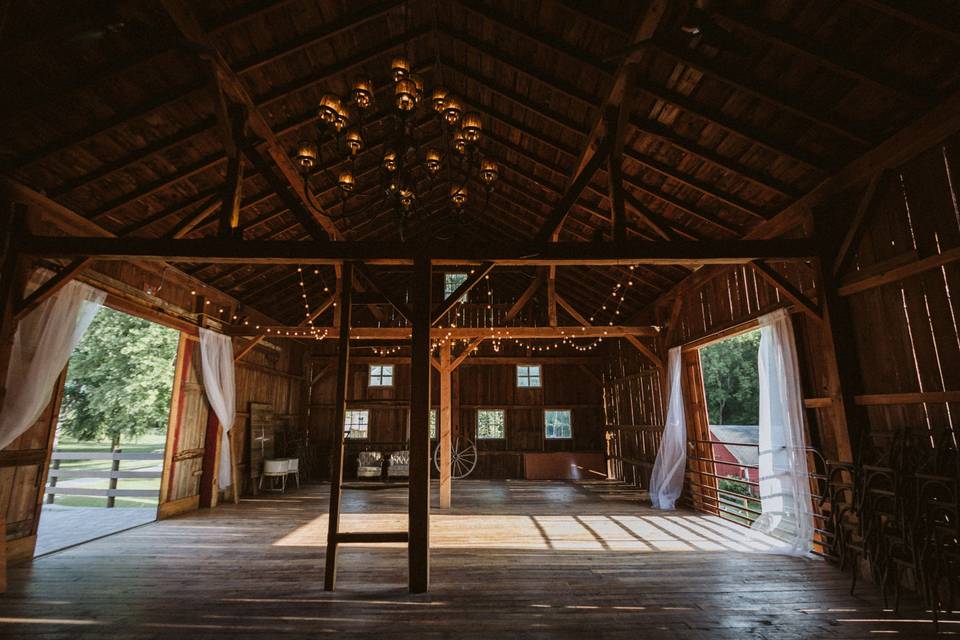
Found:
228,325 -> 658,340
838,246 -> 960,296
21,235 -> 818,266
854,391 -> 960,406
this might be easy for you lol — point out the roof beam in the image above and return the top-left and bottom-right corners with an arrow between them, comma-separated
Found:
533,1 -> 667,243
160,0 -> 341,241
712,7 -> 935,105
653,42 -> 876,147
229,325 -> 658,340
0,176 -> 277,324
569,1 -> 667,193
20,235 -> 818,266
644,87 -> 960,312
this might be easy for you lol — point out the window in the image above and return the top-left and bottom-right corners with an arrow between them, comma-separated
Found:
444,272 -> 468,302
545,410 -> 573,439
368,364 -> 394,387
344,410 -> 369,439
429,409 -> 437,440
516,364 -> 541,388
477,409 -> 505,439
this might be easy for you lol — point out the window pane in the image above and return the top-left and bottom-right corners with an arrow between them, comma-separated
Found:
545,410 -> 572,439
344,410 -> 369,439
477,409 -> 505,439
444,273 -> 468,301
369,364 -> 393,386
517,364 -> 541,388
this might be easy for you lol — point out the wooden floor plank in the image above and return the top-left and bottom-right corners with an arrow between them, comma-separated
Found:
0,480 -> 949,639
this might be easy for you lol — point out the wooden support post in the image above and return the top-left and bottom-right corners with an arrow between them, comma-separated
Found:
812,201 -> 862,463
323,262 -> 352,591
547,266 -> 557,326
408,255 -> 432,593
439,342 -> 452,509
0,203 -> 26,413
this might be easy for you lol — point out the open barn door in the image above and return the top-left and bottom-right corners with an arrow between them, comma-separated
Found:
158,334 -> 209,518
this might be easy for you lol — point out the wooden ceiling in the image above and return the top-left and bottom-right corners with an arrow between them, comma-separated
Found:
2,0 -> 959,326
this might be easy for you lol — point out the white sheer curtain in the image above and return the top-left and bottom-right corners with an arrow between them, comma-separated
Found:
752,309 -> 814,556
199,328 -> 236,489
649,347 -> 686,509
0,280 -> 105,450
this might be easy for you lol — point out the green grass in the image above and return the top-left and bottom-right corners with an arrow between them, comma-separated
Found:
47,433 -> 167,508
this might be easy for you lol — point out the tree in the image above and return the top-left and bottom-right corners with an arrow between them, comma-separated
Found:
699,330 -> 761,425
59,307 -> 179,448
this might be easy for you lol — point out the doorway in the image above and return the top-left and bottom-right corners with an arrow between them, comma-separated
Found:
35,306 -> 180,555
695,327 -> 762,527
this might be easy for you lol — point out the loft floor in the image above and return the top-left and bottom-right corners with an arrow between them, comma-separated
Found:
0,481 -> 945,639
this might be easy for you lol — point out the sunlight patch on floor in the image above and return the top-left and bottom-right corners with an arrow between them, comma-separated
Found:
272,511 -> 771,552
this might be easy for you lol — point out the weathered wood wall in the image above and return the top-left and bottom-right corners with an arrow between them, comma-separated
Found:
307,349 -> 605,480
834,134 -> 960,451
161,333 -> 305,514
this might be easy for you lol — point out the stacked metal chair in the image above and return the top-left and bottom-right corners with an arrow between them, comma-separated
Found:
826,426 -> 960,628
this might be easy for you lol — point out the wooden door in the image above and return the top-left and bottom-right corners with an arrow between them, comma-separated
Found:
158,335 -> 208,518
0,369 -> 65,562
681,349 -> 717,515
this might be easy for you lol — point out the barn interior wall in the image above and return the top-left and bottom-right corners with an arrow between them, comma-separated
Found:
307,348 -> 606,480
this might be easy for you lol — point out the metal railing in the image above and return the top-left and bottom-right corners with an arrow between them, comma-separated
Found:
45,450 -> 164,507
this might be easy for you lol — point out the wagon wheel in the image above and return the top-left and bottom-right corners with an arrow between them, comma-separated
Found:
433,437 -> 478,479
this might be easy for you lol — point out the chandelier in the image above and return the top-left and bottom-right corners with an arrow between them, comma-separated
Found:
293,55 -> 499,238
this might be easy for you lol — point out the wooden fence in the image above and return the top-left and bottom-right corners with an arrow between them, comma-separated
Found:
45,451 -> 164,507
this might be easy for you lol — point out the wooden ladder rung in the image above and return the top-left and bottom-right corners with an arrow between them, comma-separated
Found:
336,531 -> 409,544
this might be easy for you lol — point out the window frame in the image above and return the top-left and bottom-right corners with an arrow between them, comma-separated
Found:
368,364 -> 394,387
344,409 -> 370,440
516,364 -> 542,388
444,272 -> 469,303
476,408 -> 506,440
544,409 -> 573,440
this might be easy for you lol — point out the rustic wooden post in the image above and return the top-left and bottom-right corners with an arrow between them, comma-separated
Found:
323,261 -> 352,591
408,255 -> 432,593
439,342 -> 452,509
107,449 -> 122,508
46,459 -> 60,504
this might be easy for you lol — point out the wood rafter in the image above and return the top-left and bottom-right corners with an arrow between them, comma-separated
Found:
160,0 -> 341,241
645,87 -> 960,315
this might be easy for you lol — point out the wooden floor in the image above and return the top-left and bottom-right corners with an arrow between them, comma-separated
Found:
0,481 -> 950,639
36,505 -> 157,556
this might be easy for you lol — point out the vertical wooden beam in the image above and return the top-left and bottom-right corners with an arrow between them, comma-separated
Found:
323,262 -> 353,591
439,342 -> 452,509
0,203 -> 26,414
408,256 -> 432,593
547,266 -> 558,326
